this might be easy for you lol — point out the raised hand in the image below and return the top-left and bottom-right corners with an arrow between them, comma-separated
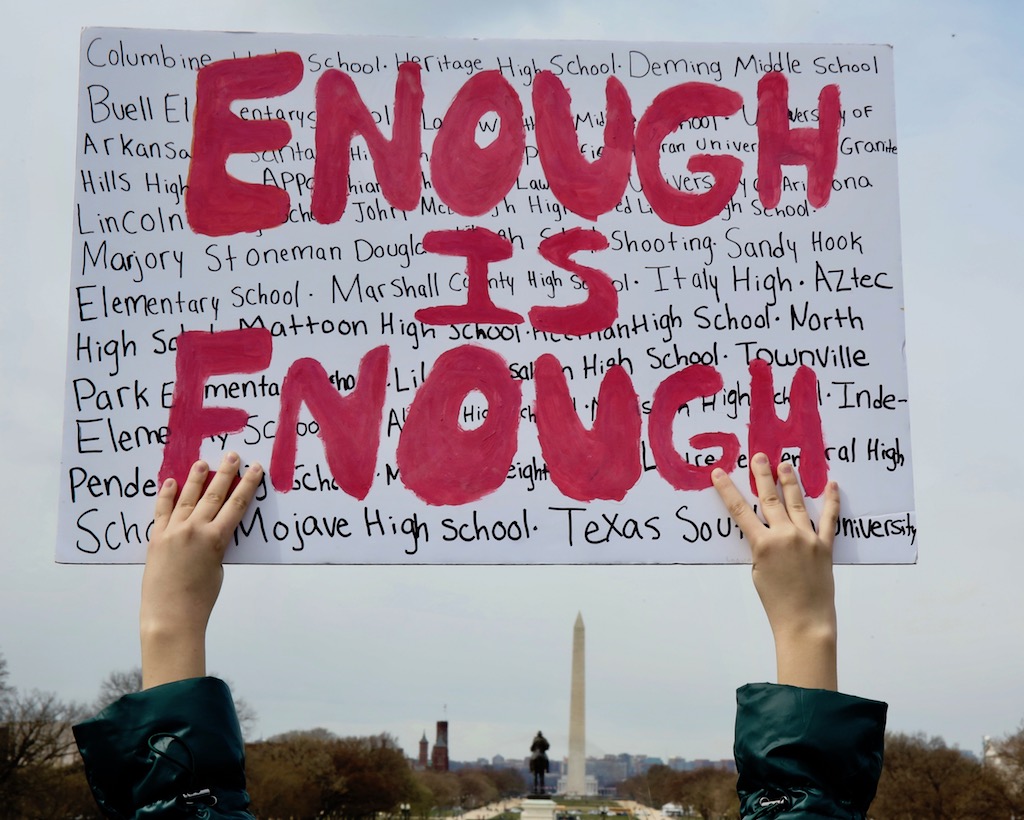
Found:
140,453 -> 262,689
712,453 -> 840,690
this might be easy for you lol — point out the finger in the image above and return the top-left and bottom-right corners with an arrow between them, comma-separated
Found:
777,462 -> 812,529
711,467 -> 766,542
151,478 -> 177,537
212,462 -> 263,535
194,452 -> 241,522
172,460 -> 209,519
817,480 -> 841,550
750,453 -> 788,527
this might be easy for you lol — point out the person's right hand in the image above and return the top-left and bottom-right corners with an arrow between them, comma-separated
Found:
140,452 -> 262,689
712,452 -> 840,690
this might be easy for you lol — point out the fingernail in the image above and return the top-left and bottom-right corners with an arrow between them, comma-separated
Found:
194,461 -> 209,474
711,468 -> 725,481
163,478 -> 176,489
224,452 -> 239,465
250,462 -> 263,476
778,462 -> 792,474
753,453 -> 768,465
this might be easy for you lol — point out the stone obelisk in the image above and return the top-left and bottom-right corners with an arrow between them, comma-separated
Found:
566,612 -> 586,795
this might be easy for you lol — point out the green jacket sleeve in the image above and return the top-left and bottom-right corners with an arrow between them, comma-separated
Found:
73,676 -> 253,819
734,683 -> 887,819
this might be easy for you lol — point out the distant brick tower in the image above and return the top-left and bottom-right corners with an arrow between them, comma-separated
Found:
431,721 -> 449,771
419,731 -> 429,767
566,612 -> 586,795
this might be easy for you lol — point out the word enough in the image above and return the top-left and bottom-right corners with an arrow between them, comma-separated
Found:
186,53 -> 841,235
158,329 -> 829,505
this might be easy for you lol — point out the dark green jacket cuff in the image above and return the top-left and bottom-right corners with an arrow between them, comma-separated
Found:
734,682 -> 887,819
73,676 -> 253,819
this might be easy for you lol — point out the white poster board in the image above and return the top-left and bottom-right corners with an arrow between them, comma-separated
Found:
58,29 -> 914,564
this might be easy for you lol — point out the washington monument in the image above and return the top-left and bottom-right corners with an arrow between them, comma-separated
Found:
566,612 -> 586,795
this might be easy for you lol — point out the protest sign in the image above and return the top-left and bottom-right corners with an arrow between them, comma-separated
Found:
58,29 -> 914,563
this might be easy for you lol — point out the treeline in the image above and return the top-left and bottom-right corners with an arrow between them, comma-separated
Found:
4,652 -> 1024,819
619,729 -> 1024,820
619,765 -> 738,820
0,654 -> 93,817
0,654 -> 527,818
246,728 -> 525,817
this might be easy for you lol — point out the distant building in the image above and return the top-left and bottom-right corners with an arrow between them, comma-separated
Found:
634,755 -> 664,775
590,755 -> 629,787
983,735 -> 1018,784
418,732 -> 429,768
409,719 -> 450,772
431,720 -> 449,772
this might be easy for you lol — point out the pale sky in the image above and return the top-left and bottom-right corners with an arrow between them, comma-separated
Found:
3,0 -> 1023,764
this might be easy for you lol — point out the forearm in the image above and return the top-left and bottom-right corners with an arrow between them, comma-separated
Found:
139,562 -> 217,688
773,623 -> 837,691
137,454 -> 259,690
140,623 -> 207,689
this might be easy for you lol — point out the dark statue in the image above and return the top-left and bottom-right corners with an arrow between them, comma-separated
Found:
529,731 -> 550,795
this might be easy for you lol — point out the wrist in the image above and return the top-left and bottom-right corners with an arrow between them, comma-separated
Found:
139,610 -> 209,647
140,622 -> 208,689
772,617 -> 837,647
773,626 -> 838,691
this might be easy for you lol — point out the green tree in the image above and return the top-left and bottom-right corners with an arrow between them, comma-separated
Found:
457,768 -> 500,809
415,769 -> 460,815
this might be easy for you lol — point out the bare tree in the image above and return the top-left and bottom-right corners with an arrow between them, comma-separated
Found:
94,666 -> 258,738
0,654 -> 13,705
247,731 -> 421,817
232,692 -> 259,740
92,666 -> 143,711
990,723 -> 1024,813
872,732 -> 1013,820
0,689 -> 89,816
677,768 -> 740,820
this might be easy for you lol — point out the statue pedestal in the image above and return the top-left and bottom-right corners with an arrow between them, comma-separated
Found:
521,797 -> 556,820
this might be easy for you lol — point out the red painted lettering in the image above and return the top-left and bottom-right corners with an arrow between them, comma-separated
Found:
747,359 -> 828,495
649,365 -> 739,490
533,72 -> 633,221
396,345 -> 521,505
756,71 -> 841,209
635,83 -> 744,226
529,228 -> 617,335
415,228 -> 523,325
535,355 -> 640,501
271,348 -> 390,500
311,62 -> 424,224
186,53 -> 303,236
430,71 -> 525,216
158,329 -> 273,485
